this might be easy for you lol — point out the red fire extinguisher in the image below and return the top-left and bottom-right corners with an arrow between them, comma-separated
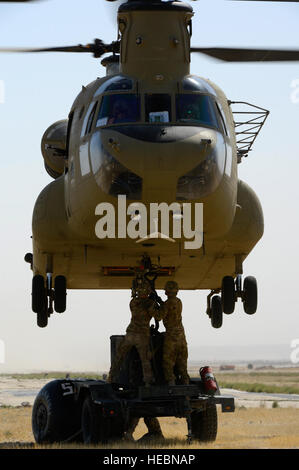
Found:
200,366 -> 218,395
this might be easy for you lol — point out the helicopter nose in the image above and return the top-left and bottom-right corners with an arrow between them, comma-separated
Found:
102,126 -> 216,173
100,125 -> 218,201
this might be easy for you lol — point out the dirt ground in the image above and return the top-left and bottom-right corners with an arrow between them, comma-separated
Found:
1,406 -> 299,449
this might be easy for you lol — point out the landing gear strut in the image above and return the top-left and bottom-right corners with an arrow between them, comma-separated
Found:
31,273 -> 67,328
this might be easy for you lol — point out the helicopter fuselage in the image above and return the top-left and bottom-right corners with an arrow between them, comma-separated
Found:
30,2 -> 264,290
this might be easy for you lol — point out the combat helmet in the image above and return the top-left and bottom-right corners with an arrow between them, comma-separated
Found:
164,280 -> 179,295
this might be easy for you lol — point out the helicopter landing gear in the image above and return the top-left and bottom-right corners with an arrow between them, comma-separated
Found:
206,273 -> 258,328
32,275 -> 48,328
31,273 -> 67,327
54,275 -> 67,313
242,276 -> 258,315
206,291 -> 223,329
234,274 -> 258,315
221,276 -> 236,314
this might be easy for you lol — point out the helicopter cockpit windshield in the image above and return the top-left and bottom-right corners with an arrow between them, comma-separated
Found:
97,94 -> 140,126
93,74 -> 222,132
176,94 -> 219,128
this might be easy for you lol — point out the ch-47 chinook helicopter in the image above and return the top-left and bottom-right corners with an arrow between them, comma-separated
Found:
2,0 -> 299,330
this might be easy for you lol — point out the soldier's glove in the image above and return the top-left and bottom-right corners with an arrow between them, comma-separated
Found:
149,291 -> 163,305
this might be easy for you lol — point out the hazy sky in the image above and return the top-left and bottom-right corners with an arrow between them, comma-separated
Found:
0,0 -> 299,372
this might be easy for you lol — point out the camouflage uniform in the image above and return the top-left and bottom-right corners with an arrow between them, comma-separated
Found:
108,276 -> 159,385
158,281 -> 189,385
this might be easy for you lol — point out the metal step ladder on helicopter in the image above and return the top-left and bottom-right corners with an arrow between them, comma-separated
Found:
206,256 -> 258,329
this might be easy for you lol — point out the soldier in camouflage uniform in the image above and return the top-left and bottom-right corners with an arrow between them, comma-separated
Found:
157,281 -> 189,385
108,275 -> 159,386
108,274 -> 163,440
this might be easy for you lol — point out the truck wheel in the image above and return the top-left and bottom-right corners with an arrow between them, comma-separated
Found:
191,404 -> 218,442
32,380 -> 81,444
81,395 -> 110,444
221,276 -> 236,314
243,276 -> 258,315
109,416 -> 125,441
211,296 -> 223,329
54,275 -> 67,313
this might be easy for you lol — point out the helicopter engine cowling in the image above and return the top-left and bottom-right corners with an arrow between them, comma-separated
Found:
41,120 -> 68,179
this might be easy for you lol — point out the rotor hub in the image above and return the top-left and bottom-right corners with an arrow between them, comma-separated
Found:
118,1 -> 193,13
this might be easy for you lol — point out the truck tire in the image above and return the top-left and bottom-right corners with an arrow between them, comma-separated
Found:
191,404 -> 218,442
109,416 -> 125,440
32,380 -> 81,444
81,395 -> 110,444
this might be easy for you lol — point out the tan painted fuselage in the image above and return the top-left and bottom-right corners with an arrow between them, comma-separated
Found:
31,6 -> 264,290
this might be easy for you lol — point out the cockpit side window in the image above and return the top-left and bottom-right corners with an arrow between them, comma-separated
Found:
176,94 -> 219,129
85,102 -> 98,135
145,94 -> 171,123
80,101 -> 97,138
96,94 -> 140,127
66,111 -> 74,160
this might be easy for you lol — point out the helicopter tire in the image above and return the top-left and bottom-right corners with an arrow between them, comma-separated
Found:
243,276 -> 258,315
81,394 -> 110,444
211,295 -> 223,329
32,380 -> 81,444
54,275 -> 67,313
37,310 -> 48,328
32,275 -> 47,314
221,276 -> 236,314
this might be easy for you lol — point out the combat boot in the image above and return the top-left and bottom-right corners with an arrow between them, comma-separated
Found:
137,431 -> 164,443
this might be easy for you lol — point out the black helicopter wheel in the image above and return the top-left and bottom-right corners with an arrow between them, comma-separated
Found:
211,295 -> 223,329
37,309 -> 48,328
221,276 -> 236,314
54,275 -> 67,313
242,276 -> 258,315
32,275 -> 48,327
32,275 -> 46,313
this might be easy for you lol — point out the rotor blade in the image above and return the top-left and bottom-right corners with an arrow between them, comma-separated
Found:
0,40 -> 119,58
230,1 -> 299,2
190,47 -> 299,62
0,45 -> 94,53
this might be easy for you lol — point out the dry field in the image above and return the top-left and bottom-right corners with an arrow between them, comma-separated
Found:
215,369 -> 299,394
186,367 -> 299,394
1,406 -> 299,449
